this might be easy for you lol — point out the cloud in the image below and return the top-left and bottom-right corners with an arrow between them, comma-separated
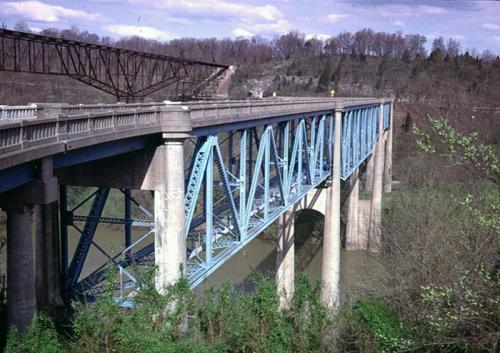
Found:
483,23 -> 500,31
251,19 -> 291,34
451,34 -> 466,41
0,1 -> 103,23
418,5 -> 446,15
102,24 -> 175,40
129,0 -> 283,23
493,36 -> 500,43
379,4 -> 446,17
392,20 -> 404,27
326,13 -> 349,23
305,33 -> 330,41
233,28 -> 254,38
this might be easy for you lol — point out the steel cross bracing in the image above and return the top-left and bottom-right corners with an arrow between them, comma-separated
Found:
0,29 -> 229,101
61,103 -> 388,301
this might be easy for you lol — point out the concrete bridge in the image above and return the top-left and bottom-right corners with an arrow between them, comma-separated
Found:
0,97 -> 393,331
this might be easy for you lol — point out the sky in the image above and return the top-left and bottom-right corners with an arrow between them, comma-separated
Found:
0,0 -> 499,53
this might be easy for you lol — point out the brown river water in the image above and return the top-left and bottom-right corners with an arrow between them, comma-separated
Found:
0,210 -> 381,302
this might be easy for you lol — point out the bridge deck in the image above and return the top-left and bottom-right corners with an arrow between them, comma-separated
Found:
0,97 -> 388,174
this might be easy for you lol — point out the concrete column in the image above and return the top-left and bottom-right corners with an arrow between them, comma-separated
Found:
35,202 -> 62,313
276,207 -> 294,309
321,110 -> 342,308
35,158 -> 62,313
154,139 -> 187,293
365,155 -> 374,192
6,205 -> 36,332
383,102 -> 393,193
345,169 -> 360,250
368,104 -> 385,251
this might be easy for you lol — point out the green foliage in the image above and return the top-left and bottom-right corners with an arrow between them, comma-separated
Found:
420,266 -> 499,338
353,299 -> 412,352
5,315 -> 62,353
413,115 -> 500,184
7,272 -> 337,353
0,275 -> 7,349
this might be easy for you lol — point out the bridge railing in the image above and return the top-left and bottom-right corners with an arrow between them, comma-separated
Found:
59,103 -> 164,116
0,104 -> 37,122
0,108 -> 163,160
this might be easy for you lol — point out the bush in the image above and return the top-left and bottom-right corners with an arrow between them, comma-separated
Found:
5,315 -> 62,353
353,299 -> 411,352
6,272 -> 338,353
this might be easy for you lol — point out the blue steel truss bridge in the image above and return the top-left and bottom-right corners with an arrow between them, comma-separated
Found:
0,97 -> 393,329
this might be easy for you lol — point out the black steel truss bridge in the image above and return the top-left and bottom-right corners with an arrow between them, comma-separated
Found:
0,29 -> 229,101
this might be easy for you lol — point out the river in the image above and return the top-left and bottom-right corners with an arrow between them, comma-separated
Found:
66,209 -> 381,301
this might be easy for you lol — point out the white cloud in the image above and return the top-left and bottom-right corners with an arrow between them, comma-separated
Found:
483,23 -> 500,31
0,1 -> 103,23
129,0 -> 283,23
326,13 -> 349,23
251,19 -> 291,34
493,36 -> 500,43
451,34 -> 466,41
418,5 -> 446,15
305,33 -> 330,41
379,4 -> 446,17
233,28 -> 254,38
392,20 -> 404,27
102,24 -> 175,40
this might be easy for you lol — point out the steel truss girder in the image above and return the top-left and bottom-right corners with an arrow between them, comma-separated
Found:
62,103 -> 390,301
0,29 -> 228,101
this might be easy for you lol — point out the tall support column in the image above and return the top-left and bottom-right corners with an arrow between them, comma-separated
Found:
124,189 -> 132,260
35,202 -> 62,313
6,205 -> 36,332
276,207 -> 294,309
35,158 -> 61,313
383,102 -> 393,193
365,155 -> 374,192
368,104 -> 385,251
154,138 -> 187,293
321,110 -> 342,308
345,169 -> 360,250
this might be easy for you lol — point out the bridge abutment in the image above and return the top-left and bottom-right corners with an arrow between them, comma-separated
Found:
320,110 -> 342,308
276,206 -> 295,309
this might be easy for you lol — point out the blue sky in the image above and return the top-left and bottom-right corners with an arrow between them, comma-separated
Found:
0,0 -> 499,53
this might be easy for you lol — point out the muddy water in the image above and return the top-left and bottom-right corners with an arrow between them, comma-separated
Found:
72,210 -> 382,301
0,210 -> 381,301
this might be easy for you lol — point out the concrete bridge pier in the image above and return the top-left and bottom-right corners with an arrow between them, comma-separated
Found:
35,158 -> 63,314
345,169 -> 360,250
154,137 -> 187,293
383,102 -> 393,193
365,155 -> 374,192
276,206 -> 295,309
0,157 -> 58,331
368,104 -> 385,251
5,205 -> 35,332
320,110 -> 342,308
